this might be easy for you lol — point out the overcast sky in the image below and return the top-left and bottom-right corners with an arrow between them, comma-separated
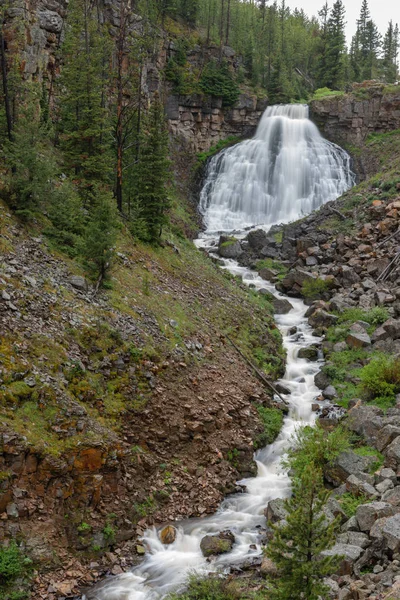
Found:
284,0 -> 400,44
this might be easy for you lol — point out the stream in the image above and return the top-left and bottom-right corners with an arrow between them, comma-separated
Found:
86,256 -> 326,600
86,103 -> 354,599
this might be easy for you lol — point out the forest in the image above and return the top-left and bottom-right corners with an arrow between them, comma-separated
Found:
0,0 -> 398,284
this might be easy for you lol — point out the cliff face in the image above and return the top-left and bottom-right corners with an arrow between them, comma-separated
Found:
4,0 -> 265,157
310,83 -> 400,148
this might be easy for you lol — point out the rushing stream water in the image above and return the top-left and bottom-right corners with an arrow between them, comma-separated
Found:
86,104 -> 354,599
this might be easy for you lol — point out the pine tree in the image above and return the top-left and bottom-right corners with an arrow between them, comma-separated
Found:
81,187 -> 119,281
132,96 -> 170,243
322,0 -> 346,90
266,465 -> 340,600
5,85 -> 57,217
382,21 -> 399,83
58,0 -> 112,202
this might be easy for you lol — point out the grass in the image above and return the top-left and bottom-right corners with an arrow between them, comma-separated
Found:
353,446 -> 384,473
301,277 -> 332,300
254,406 -> 284,449
195,136 -> 241,169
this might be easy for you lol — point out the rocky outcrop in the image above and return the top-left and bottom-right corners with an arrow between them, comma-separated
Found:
311,82 -> 400,147
168,92 -> 267,153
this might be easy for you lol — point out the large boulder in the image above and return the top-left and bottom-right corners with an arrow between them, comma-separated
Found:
271,296 -> 293,315
218,236 -> 243,259
346,405 -> 384,446
376,425 -> 400,452
385,436 -> 400,469
298,346 -> 319,361
200,531 -> 235,557
346,474 -> 379,499
382,486 -> 400,506
325,451 -> 378,486
321,544 -> 363,576
279,269 -> 317,295
356,502 -> 396,532
346,331 -> 371,349
370,514 -> 400,551
308,309 -> 339,329
264,498 -> 288,523
340,266 -> 361,287
247,229 -> 269,252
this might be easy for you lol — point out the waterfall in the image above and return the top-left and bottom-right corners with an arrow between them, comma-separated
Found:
199,104 -> 354,233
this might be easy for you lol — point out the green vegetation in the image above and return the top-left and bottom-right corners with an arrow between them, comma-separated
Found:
301,278 -> 332,301
196,136 -> 240,168
256,259 -> 288,281
353,446 -> 384,473
167,573 -> 268,600
199,61 -> 240,107
0,543 -> 32,600
311,87 -> 345,101
338,493 -> 368,518
266,465 -> 339,600
254,407 -> 284,450
284,424 -> 350,480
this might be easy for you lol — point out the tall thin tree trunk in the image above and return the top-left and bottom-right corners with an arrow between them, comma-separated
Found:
225,0 -> 231,46
0,22 -> 12,141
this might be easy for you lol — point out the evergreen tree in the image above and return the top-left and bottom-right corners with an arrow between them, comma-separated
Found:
266,465 -> 340,600
132,96 -> 170,243
321,0 -> 346,90
81,187 -> 119,281
362,18 -> 381,80
58,0 -> 112,202
382,21 -> 399,83
4,86 -> 56,217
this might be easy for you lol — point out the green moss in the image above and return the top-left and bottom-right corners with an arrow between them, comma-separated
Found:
2,382 -> 33,403
301,278 -> 332,300
256,258 -> 288,280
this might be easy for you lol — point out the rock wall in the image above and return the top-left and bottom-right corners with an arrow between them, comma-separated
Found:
310,83 -> 400,147
167,92 -> 267,154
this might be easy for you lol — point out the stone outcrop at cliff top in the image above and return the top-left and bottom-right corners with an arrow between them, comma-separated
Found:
311,82 -> 400,147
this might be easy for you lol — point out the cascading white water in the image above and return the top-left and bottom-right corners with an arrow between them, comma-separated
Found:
85,267 -> 325,600
199,104 -> 354,232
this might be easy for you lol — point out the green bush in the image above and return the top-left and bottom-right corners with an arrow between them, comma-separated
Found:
284,424 -> 350,478
199,61 -> 240,107
338,493 -> 368,518
301,278 -> 331,300
167,574 -> 240,600
0,542 -> 32,599
254,407 -> 284,449
360,355 -> 400,401
311,88 -> 345,101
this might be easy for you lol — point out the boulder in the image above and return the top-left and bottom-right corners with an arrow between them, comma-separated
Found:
159,525 -> 177,545
385,436 -> 400,469
264,498 -> 288,523
346,475 -> 379,499
382,486 -> 400,506
69,275 -> 89,292
308,310 -> 339,329
247,229 -> 269,252
298,346 -> 319,361
346,331 -> 371,348
376,425 -> 400,452
280,269 -> 317,295
341,266 -> 361,287
325,451 -> 378,486
382,318 -> 400,339
346,405 -> 384,446
337,531 -> 370,549
323,386 -> 338,400
259,268 -> 278,281
321,543 -> 363,576
375,468 -> 397,485
314,370 -> 331,390
200,531 -> 235,557
218,236 -> 242,259
356,502 -> 396,532
271,297 -> 293,314
370,514 -> 400,551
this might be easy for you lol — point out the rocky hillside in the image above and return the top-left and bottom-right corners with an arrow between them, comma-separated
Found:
0,198 -> 285,597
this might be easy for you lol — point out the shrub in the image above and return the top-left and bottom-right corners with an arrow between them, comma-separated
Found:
284,424 -> 350,478
311,87 -> 345,101
338,493 -> 368,518
167,574 -> 240,600
301,278 -> 331,300
360,355 -> 400,401
254,407 -> 284,449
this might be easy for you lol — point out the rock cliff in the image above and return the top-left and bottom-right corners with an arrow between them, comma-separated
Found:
310,83 -> 400,148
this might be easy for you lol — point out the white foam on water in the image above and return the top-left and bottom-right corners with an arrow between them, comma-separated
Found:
199,104 -> 354,233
